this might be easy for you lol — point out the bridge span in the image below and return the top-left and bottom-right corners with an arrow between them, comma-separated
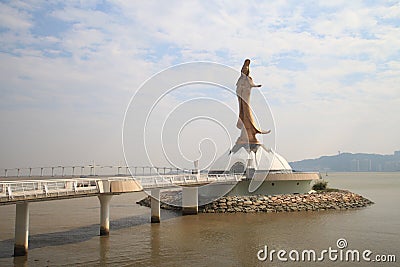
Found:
0,166 -> 241,256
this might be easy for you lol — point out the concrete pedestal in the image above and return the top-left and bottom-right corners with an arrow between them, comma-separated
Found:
182,187 -> 198,215
14,202 -> 29,256
151,189 -> 160,223
98,195 -> 112,236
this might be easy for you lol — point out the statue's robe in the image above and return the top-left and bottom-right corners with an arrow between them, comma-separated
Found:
236,73 -> 262,144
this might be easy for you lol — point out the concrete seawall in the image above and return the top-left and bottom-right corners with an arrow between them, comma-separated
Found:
137,190 -> 374,213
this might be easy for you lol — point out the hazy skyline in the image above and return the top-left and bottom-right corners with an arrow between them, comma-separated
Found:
1,1 -> 399,169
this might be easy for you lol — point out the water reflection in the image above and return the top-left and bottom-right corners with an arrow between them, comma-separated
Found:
13,255 -> 27,267
99,236 -> 109,266
150,224 -> 161,266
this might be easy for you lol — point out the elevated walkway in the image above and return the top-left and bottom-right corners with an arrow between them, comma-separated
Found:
0,170 -> 240,257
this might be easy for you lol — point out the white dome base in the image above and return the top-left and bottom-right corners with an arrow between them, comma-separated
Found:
210,144 -> 292,174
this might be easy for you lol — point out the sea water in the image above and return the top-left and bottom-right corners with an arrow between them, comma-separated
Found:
0,172 -> 399,266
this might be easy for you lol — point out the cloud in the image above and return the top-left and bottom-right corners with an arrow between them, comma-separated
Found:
0,1 -> 399,169
0,2 -> 32,31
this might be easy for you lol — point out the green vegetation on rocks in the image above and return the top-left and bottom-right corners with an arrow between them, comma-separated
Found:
312,180 -> 328,190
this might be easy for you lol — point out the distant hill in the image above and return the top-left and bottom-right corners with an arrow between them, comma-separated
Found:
289,151 -> 400,172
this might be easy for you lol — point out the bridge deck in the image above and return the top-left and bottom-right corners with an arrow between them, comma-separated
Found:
0,174 -> 241,205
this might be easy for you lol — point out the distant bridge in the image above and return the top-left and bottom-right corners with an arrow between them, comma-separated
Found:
0,164 -> 200,178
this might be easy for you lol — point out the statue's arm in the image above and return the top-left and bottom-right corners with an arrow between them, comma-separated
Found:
248,77 -> 262,88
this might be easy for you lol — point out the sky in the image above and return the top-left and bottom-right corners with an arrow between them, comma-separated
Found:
0,0 -> 399,171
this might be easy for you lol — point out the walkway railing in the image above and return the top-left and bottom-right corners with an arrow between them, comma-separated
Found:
0,177 -> 132,202
136,173 -> 241,189
0,173 -> 241,203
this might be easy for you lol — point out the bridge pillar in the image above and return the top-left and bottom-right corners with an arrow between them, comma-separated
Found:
14,202 -> 29,256
98,195 -> 112,236
150,189 -> 160,223
182,187 -> 198,215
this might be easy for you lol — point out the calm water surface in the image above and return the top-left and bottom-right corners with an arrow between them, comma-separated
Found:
0,172 -> 399,266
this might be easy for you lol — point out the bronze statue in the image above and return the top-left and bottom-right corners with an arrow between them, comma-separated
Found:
236,59 -> 270,144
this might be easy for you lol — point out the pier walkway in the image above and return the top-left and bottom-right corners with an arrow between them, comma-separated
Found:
0,165 -> 241,256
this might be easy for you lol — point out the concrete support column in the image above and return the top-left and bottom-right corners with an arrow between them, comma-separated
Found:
14,202 -> 29,256
182,187 -> 198,215
246,158 -> 255,179
98,195 -> 112,236
151,189 -> 160,223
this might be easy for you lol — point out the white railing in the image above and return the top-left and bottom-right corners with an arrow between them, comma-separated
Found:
0,174 -> 241,202
0,177 -> 131,201
135,173 -> 241,189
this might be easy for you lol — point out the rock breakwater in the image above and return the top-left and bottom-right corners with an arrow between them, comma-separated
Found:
136,190 -> 374,213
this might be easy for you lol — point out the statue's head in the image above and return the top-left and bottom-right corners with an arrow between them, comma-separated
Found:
241,59 -> 251,76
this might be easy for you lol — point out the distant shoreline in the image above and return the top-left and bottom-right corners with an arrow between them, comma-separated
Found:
290,151 -> 400,172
